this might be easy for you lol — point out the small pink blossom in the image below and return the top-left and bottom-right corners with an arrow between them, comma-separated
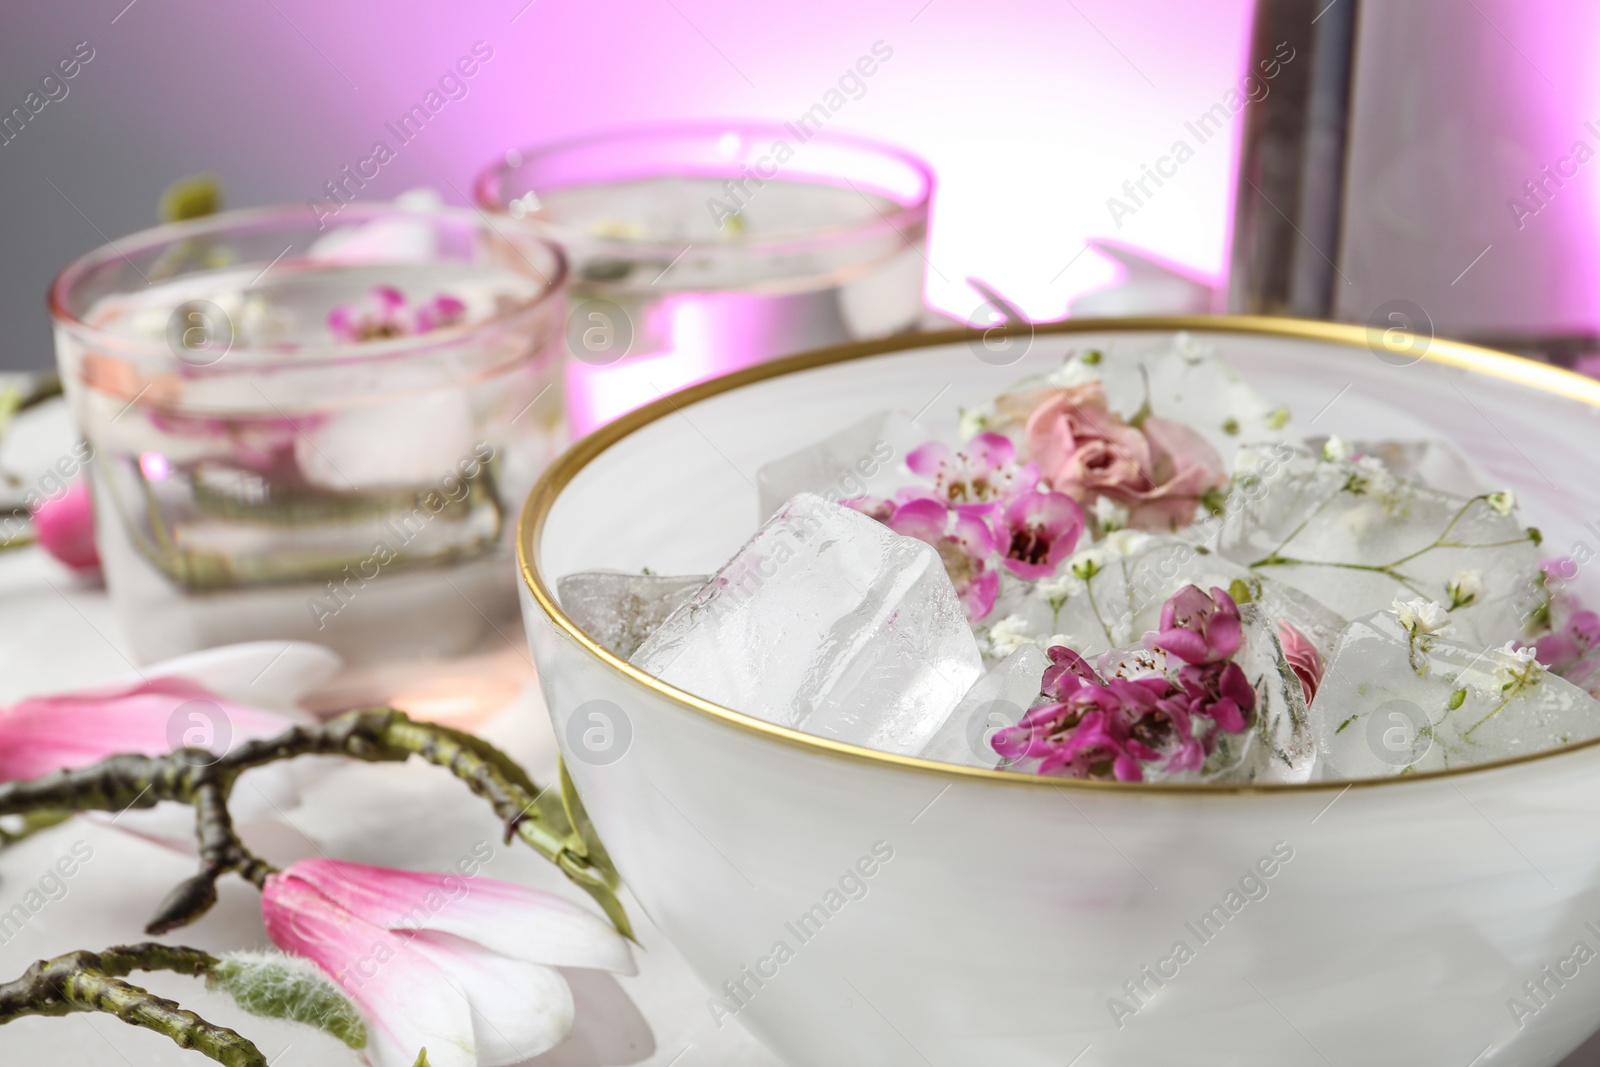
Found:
1151,584 -> 1242,665
905,432 -> 1038,513
31,479 -> 100,573
1278,621 -> 1323,705
328,286 -> 467,343
886,497 -> 1000,622
1024,382 -> 1225,531
263,858 -> 635,1067
994,489 -> 1084,580
1531,609 -> 1600,675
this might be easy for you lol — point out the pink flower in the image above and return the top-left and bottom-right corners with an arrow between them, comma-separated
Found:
1151,585 -> 1243,665
1278,621 -> 1323,705
1531,609 -> 1600,675
994,489 -> 1083,580
328,286 -> 467,343
0,670 -> 302,782
263,858 -> 635,1067
886,497 -> 1000,621
905,432 -> 1038,513
1023,382 -> 1225,530
31,479 -> 99,572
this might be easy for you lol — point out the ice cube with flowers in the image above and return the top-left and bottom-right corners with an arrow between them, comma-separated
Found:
569,333 -> 1599,784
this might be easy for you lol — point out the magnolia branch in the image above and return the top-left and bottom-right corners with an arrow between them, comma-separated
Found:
0,708 -> 629,938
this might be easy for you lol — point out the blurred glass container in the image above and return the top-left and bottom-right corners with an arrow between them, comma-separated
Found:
474,122 -> 933,436
49,202 -> 567,665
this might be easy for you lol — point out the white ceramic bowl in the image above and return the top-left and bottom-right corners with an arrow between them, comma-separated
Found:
519,318 -> 1600,1067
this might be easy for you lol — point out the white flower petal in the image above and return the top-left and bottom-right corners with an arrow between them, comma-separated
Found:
141,641 -> 340,714
407,931 -> 575,1065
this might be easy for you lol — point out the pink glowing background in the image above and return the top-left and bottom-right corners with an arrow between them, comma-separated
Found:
0,0 -> 1258,373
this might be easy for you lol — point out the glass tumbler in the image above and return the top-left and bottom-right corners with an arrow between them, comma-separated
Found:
473,121 -> 934,436
49,202 -> 567,666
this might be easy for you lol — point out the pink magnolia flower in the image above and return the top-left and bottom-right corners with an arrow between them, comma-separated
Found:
886,497 -> 1000,621
905,432 -> 1037,513
1151,584 -> 1243,665
31,479 -> 100,572
263,858 -> 635,1067
994,489 -> 1083,580
1023,382 -> 1225,530
0,641 -> 333,783
1278,621 -> 1323,705
328,286 -> 467,343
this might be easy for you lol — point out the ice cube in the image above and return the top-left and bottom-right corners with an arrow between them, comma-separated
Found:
1215,445 -> 1540,648
632,493 -> 984,754
755,410 -> 924,521
1305,437 -> 1488,499
1093,604 -> 1316,784
557,571 -> 709,659
919,645 -> 1048,769
1313,608 -> 1600,778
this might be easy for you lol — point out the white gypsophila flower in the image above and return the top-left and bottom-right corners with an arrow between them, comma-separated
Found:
1446,569 -> 1482,607
1102,529 -> 1152,558
1172,330 -> 1215,364
1091,496 -> 1130,532
1047,356 -> 1104,388
986,615 -> 1036,658
1041,633 -> 1072,652
1321,435 -> 1353,462
1392,597 -> 1453,637
1069,546 -> 1111,581
958,405 -> 992,440
1500,641 -> 1539,666
1035,572 -> 1080,602
1487,490 -> 1517,516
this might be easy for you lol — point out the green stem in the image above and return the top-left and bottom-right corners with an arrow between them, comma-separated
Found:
0,944 -> 265,1067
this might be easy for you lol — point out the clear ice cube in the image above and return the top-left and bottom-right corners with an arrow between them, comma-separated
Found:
1305,437 -> 1488,500
1313,609 -> 1600,778
755,410 -> 924,521
632,493 -> 984,754
1215,445 -> 1540,648
557,571 -> 708,659
919,645 -> 1048,770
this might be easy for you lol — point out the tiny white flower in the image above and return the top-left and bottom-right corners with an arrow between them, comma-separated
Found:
1446,569 -> 1482,608
1102,529 -> 1152,558
1350,455 -> 1396,496
1499,641 -> 1538,665
1486,490 -> 1517,516
986,615 -> 1036,658
1172,331 -> 1214,364
1069,546 -> 1111,581
1091,496 -> 1130,533
1035,572 -> 1080,602
958,405 -> 992,440
1047,355 -> 1104,388
1321,435 -> 1353,462
1392,597 -> 1453,637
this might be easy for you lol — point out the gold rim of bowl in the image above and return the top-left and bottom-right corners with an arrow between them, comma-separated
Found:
518,314 -> 1600,795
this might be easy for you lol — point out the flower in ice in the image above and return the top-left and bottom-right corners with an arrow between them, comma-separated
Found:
1529,608 -> 1600,675
1090,494 -> 1129,533
886,497 -> 1000,621
1150,584 -> 1243,665
1445,569 -> 1482,609
328,286 -> 467,343
263,858 -> 636,1067
994,489 -> 1084,580
1024,382 -> 1226,531
1486,490 -> 1517,516
0,642 -> 329,782
1347,455 -> 1396,496
984,614 -> 1036,659
1277,621 -> 1323,706
30,479 -> 100,573
905,432 -> 1037,513
1392,597 -> 1453,637
1320,436 -> 1353,462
